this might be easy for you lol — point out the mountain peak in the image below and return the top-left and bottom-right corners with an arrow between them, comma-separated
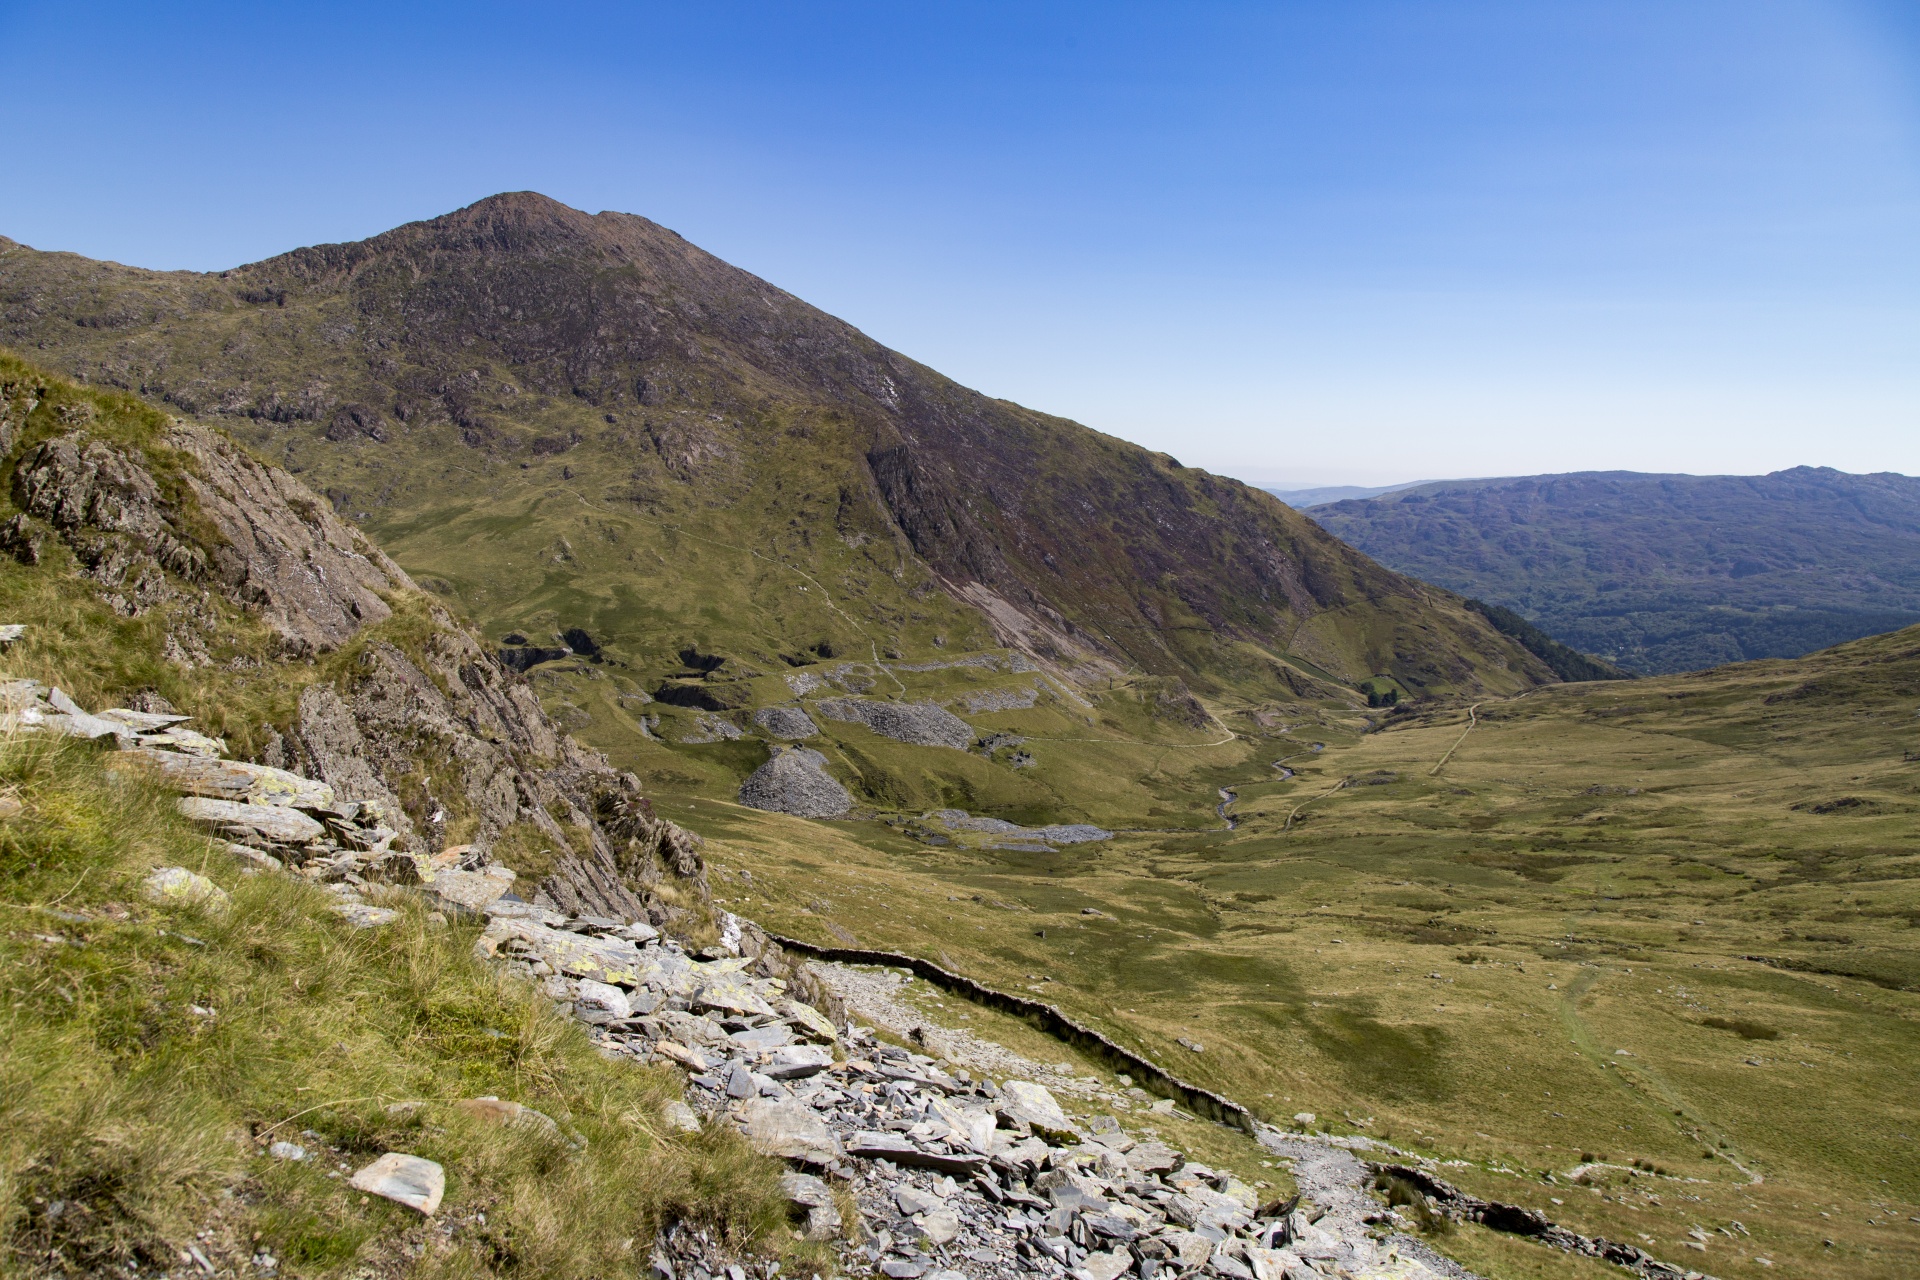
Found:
240,191 -> 695,282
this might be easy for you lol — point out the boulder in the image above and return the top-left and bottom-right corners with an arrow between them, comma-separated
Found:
143,866 -> 229,912
736,747 -> 852,819
573,979 -> 633,1023
999,1080 -> 1079,1144
348,1152 -> 445,1215
120,747 -> 334,809
176,796 -> 325,844
429,868 -> 512,913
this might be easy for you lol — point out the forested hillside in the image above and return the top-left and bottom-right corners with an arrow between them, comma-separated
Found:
1309,468 -> 1920,673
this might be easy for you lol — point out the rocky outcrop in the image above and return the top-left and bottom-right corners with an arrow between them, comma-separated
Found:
0,364 -> 706,931
816,696 -> 975,749
737,747 -> 853,818
9,421 -> 408,654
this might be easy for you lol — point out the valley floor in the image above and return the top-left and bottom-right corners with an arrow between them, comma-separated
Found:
595,631 -> 1920,1280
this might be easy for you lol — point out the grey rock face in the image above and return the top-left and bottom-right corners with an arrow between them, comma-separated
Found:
10,425 -> 410,654
751,704 -> 819,739
816,698 -> 974,749
737,748 -> 852,819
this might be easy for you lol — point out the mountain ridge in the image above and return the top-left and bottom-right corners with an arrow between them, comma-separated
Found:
0,191 -> 1559,707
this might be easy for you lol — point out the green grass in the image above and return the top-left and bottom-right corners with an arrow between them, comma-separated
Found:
0,729 -> 808,1279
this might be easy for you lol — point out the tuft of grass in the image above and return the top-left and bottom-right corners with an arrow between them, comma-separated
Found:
0,728 -> 805,1278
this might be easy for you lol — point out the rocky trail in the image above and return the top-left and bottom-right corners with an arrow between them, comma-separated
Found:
4,672 -> 1722,1280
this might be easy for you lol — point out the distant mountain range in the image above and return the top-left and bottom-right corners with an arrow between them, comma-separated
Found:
1307,468 -> 1920,674
1261,481 -> 1432,507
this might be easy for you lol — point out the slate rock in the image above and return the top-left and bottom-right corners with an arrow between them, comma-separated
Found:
1080,1250 -> 1134,1280
920,1209 -> 962,1246
348,1152 -> 445,1214
763,1044 -> 835,1079
741,1097 -> 843,1166
1162,1232 -> 1216,1270
1128,1140 -> 1179,1172
782,999 -> 839,1042
999,1080 -> 1079,1143
730,1022 -> 793,1050
574,978 -> 633,1023
1245,1247 -> 1312,1280
896,1186 -> 945,1216
846,1130 -> 989,1176
431,868 -> 513,913
727,1062 -> 757,1099
121,747 -> 334,810
1208,1254 -> 1254,1280
331,902 -> 400,928
177,796 -> 325,844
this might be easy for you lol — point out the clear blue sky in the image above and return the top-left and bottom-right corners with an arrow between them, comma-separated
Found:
3,1 -> 1916,485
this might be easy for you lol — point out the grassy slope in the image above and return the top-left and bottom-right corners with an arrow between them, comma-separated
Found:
680,628 -> 1920,1280
1310,469 -> 1920,674
0,731 -> 800,1279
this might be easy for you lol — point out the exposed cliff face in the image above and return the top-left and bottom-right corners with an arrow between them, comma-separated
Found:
0,354 -> 702,929
0,195 -> 1555,700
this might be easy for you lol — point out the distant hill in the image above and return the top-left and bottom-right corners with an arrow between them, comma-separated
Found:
1308,468 -> 1920,674
1261,481 -> 1427,507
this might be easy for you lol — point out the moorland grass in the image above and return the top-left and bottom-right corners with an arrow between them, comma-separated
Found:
0,731 -> 806,1278
665,631 -> 1920,1279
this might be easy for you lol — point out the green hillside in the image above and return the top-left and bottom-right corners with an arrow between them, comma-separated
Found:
1308,469 -> 1920,674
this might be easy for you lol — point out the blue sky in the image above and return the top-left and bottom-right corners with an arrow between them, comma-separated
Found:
2,1 -> 1916,485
